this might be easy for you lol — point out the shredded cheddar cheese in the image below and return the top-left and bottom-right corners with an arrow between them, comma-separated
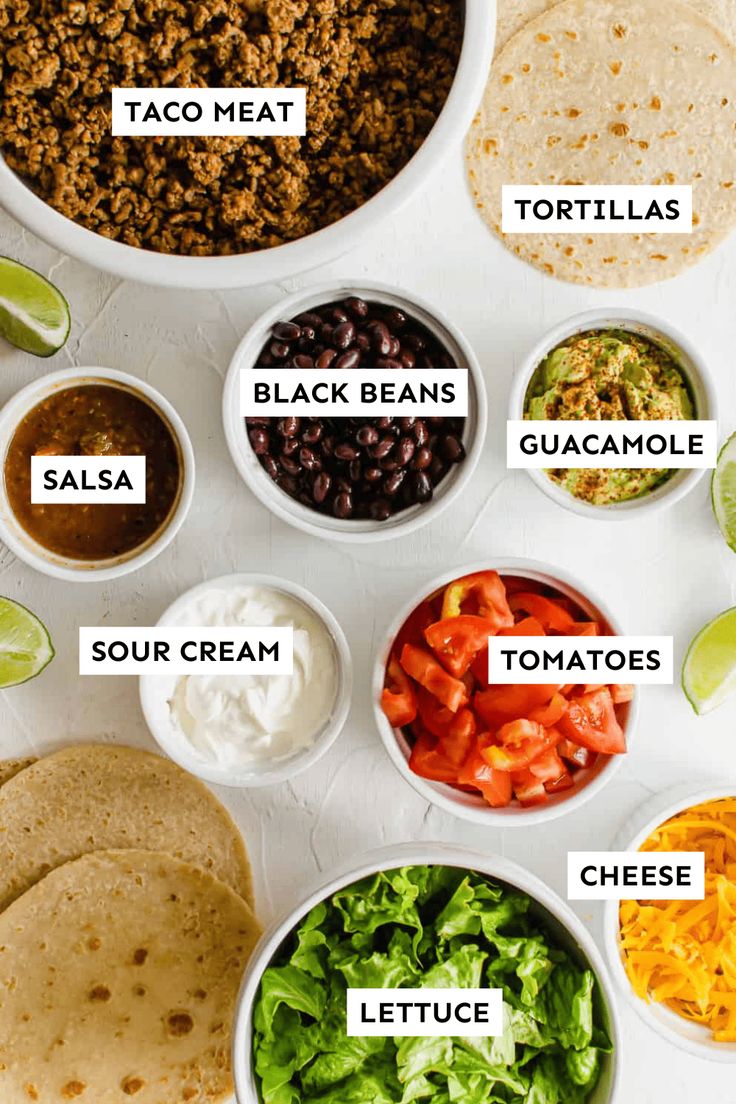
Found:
619,797 -> 736,1042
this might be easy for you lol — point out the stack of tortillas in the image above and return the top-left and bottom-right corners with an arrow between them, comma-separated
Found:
0,745 -> 261,1104
467,0 -> 736,286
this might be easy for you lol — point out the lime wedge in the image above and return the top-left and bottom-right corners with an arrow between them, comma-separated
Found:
712,432 -> 736,552
0,256 -> 70,357
0,598 -> 54,688
682,607 -> 736,714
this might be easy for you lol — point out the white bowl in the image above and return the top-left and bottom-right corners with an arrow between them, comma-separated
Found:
508,308 -> 718,520
0,367 -> 194,582
232,843 -> 622,1104
139,572 -> 352,787
603,783 -> 736,1063
372,558 -> 638,826
222,279 -> 487,543
0,3 -> 495,289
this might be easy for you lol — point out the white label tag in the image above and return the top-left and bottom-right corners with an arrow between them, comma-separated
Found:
502,185 -> 692,233
567,852 -> 705,900
79,627 -> 293,675
506,420 -> 718,469
31,456 -> 147,504
240,369 -> 469,416
111,88 -> 306,136
486,636 -> 673,684
346,988 -> 504,1037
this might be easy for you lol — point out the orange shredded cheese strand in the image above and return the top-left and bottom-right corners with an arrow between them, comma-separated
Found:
619,797 -> 736,1041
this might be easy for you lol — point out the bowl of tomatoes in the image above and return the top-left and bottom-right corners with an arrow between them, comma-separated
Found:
373,559 -> 637,825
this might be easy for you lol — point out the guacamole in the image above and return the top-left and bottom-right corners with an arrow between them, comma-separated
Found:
524,328 -> 693,505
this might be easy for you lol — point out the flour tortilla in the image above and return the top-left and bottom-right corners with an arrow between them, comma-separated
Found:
0,849 -> 261,1104
0,744 -> 253,912
469,0 -> 736,287
0,756 -> 35,787
495,0 -> 736,53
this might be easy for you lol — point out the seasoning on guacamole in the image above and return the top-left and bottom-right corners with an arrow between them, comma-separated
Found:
523,329 -> 693,505
4,384 -> 181,560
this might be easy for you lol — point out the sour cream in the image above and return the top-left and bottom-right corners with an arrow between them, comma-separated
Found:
167,584 -> 338,768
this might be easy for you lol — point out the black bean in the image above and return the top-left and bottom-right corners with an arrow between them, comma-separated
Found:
412,447 -> 432,471
248,428 -> 269,454
270,341 -> 290,360
277,416 -> 299,438
375,357 -> 403,370
299,447 -> 321,472
335,442 -> 359,461
316,348 -> 338,370
279,455 -> 300,476
364,467 -> 382,483
345,296 -> 369,318
376,416 -> 394,429
386,308 -> 407,330
295,311 -> 322,328
313,472 -> 331,504
246,416 -> 270,426
333,492 -> 353,519
396,437 -> 416,466
387,337 -> 401,357
383,470 -> 406,496
403,332 -> 426,352
273,321 -> 301,342
281,437 -> 299,457
302,423 -> 323,445
441,434 -> 465,463
349,459 -> 362,482
429,456 -> 447,482
412,471 -> 433,503
335,349 -> 361,370
333,320 -> 356,349
293,354 -> 315,370
414,420 -> 429,446
356,331 -> 371,352
356,425 -> 379,446
370,499 -> 392,521
371,436 -> 395,460
399,349 -> 416,369
262,454 -> 279,480
399,417 -> 416,431
332,307 -> 349,323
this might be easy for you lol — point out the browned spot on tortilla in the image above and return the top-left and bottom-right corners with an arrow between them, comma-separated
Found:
547,135 -> 561,147
132,948 -> 148,966
650,95 -> 662,110
62,1083 -> 86,1099
638,140 -> 649,149
612,22 -> 628,37
122,1078 -> 144,1096
166,1011 -> 194,1037
609,60 -> 622,74
609,121 -> 629,136
536,32 -> 551,41
89,985 -> 111,1002
502,73 -> 514,84
651,254 -> 668,260
567,107 -> 581,118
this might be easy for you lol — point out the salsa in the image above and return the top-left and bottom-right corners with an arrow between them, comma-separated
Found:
4,383 -> 181,561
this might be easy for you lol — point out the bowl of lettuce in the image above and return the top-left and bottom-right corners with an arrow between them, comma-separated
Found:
233,844 -> 620,1104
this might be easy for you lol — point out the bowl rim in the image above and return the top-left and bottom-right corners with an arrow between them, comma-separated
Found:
507,307 -> 719,520
602,782 -> 736,1063
232,842 -> 622,1104
0,0 -> 495,289
372,557 -> 638,826
222,277 -> 488,543
0,365 -> 195,581
138,571 -> 353,787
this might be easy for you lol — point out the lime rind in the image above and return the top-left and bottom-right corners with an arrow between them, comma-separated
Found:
682,606 -> 736,715
712,433 -> 736,553
0,256 -> 71,357
0,598 -> 54,688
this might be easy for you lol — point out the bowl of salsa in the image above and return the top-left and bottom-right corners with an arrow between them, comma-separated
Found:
0,367 -> 194,581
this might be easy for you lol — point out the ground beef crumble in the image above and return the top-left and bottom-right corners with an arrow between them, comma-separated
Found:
0,0 -> 463,255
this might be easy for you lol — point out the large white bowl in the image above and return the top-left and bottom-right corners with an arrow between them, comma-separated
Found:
508,308 -> 718,520
603,783 -> 736,1063
139,572 -> 352,787
222,279 -> 487,543
372,558 -> 638,826
0,2 -> 495,289
232,843 -> 622,1104
0,366 -> 194,582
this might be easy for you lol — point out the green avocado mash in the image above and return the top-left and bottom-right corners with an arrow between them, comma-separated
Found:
251,864 -> 612,1103
524,329 -> 694,505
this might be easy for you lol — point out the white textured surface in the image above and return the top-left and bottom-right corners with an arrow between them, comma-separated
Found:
1,149 -> 736,1100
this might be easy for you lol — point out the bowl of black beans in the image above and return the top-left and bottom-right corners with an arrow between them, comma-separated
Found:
222,281 -> 486,541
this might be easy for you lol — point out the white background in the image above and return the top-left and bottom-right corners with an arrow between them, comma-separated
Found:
1,141 -> 735,1101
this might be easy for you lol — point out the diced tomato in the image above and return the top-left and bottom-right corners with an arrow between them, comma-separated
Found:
416,693 -> 476,765
424,615 -> 494,678
498,616 -> 546,637
511,769 -> 549,806
470,646 -> 490,688
474,683 -> 558,727
409,730 -> 458,784
399,644 -> 468,712
570,622 -> 601,637
381,655 -> 418,728
508,592 -> 577,633
558,687 -> 626,754
527,692 -> 568,726
457,746 -> 512,807
480,720 -> 558,772
610,683 -> 635,704
527,743 -> 565,784
440,571 -> 514,631
393,600 -> 438,655
545,770 -> 575,794
558,739 -> 596,770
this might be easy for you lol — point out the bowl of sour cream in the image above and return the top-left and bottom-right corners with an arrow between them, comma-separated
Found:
139,573 -> 352,787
